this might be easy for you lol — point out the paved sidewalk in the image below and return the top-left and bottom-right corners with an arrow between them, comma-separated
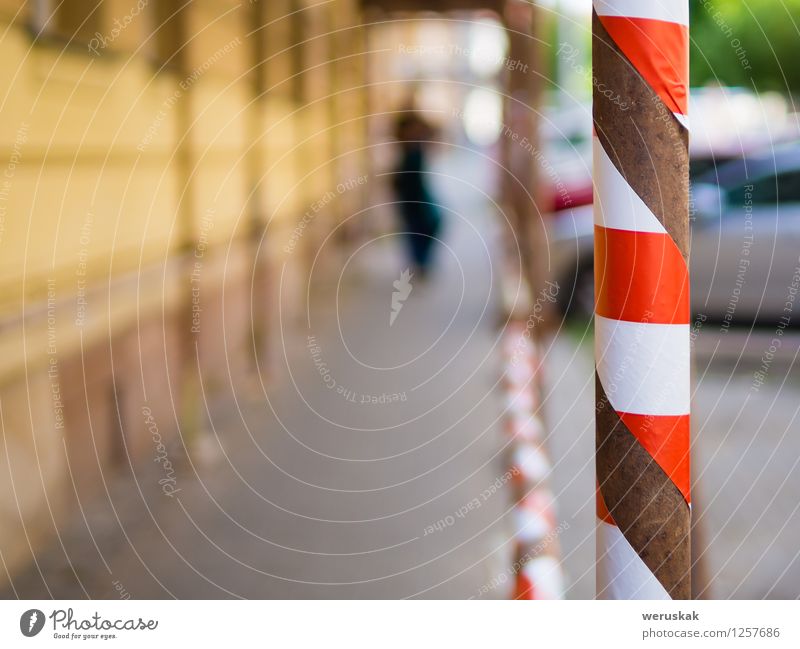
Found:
4,151 -> 525,599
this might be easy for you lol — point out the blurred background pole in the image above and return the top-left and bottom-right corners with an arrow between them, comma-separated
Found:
502,0 -> 548,305
593,1 -> 692,599
500,0 -> 565,599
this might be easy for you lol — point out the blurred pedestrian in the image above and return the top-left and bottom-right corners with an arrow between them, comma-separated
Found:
391,111 -> 443,279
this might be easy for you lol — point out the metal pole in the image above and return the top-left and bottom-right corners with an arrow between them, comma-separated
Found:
502,0 -> 547,303
592,0 -> 691,599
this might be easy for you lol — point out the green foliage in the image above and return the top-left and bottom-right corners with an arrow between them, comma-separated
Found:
691,0 -> 800,94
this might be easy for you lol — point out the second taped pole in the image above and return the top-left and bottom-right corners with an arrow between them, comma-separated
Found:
592,0 -> 692,599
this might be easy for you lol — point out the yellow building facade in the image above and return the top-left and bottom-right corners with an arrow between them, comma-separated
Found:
0,0 -> 367,588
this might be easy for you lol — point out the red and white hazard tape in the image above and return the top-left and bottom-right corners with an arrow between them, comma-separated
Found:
500,323 -> 565,600
593,0 -> 691,600
594,0 -> 689,129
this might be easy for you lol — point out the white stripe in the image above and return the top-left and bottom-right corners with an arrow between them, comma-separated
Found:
513,443 -> 551,485
593,138 -> 667,234
509,414 -> 544,443
505,359 -> 535,387
597,519 -> 671,599
515,492 -> 555,544
595,315 -> 689,416
673,112 -> 690,130
594,0 -> 688,27
521,557 -> 565,600
505,387 -> 534,416
515,508 -> 551,545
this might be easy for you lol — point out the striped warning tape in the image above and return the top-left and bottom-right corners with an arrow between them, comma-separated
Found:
594,0 -> 689,129
501,322 -> 565,600
593,0 -> 691,599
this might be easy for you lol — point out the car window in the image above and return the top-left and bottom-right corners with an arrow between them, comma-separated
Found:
726,170 -> 800,208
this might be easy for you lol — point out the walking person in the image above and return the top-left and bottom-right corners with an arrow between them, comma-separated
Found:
391,111 -> 443,279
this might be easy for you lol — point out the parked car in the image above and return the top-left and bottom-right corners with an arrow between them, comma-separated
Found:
550,142 -> 800,324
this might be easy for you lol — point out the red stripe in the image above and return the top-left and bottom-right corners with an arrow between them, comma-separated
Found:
514,572 -> 535,600
596,483 -> 615,524
594,225 -> 689,325
617,412 -> 691,504
598,15 -> 688,118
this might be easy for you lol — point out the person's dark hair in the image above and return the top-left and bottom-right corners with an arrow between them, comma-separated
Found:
394,111 -> 430,143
